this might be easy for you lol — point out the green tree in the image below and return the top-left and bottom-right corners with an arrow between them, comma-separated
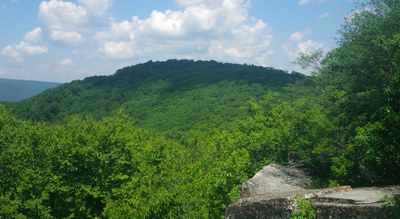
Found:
238,93 -> 335,178
318,0 -> 400,184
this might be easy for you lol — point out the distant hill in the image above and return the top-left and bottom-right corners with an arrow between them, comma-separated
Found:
0,78 -> 60,102
8,60 -> 313,132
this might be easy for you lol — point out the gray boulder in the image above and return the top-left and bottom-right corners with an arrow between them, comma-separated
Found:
226,164 -> 400,219
241,164 -> 312,199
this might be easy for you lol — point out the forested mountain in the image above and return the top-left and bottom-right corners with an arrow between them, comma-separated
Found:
3,60 -> 314,218
1,0 -> 399,218
0,78 -> 60,102
9,60 -> 309,132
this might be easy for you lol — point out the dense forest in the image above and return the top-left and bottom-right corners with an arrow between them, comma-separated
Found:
1,0 -> 399,218
8,60 -> 307,132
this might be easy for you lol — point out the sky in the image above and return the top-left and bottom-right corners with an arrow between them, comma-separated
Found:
0,0 -> 357,82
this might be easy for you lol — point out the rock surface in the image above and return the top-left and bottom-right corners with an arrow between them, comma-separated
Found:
226,164 -> 400,219
241,164 -> 312,199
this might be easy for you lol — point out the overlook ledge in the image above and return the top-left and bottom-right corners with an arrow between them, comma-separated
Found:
226,164 -> 400,219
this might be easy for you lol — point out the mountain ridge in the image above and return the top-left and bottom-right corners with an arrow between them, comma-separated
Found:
8,59 -> 313,132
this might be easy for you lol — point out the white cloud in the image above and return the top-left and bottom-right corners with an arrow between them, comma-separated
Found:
145,10 -> 186,37
255,50 -> 274,67
283,38 -> 324,74
288,28 -> 312,42
1,41 -> 48,62
207,20 -> 273,64
32,0 -> 273,66
319,12 -> 329,19
283,28 -> 324,61
59,58 -> 73,65
95,0 -> 272,66
24,27 -> 43,42
297,40 -> 324,54
77,0 -> 113,17
289,32 -> 303,42
38,0 -> 113,37
283,39 -> 324,60
99,41 -> 137,59
299,0 -> 311,5
15,42 -> 48,55
95,20 -> 135,42
1,45 -> 23,62
51,30 -> 84,46
39,0 -> 88,31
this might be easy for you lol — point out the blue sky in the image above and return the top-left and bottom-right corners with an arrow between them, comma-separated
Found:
0,0 -> 356,82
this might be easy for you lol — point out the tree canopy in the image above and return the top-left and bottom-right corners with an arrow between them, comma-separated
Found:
1,0 -> 399,217
317,0 -> 400,184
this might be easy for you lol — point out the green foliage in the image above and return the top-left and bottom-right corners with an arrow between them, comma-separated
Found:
318,0 -> 400,185
295,48 -> 324,75
290,196 -> 315,219
2,2 -> 400,216
381,194 -> 400,219
237,92 -> 335,177
8,60 -> 306,132
0,104 -> 249,218
1,61 -> 310,218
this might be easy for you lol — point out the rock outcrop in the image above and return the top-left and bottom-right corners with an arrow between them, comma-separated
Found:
226,164 -> 400,219
241,164 -> 312,199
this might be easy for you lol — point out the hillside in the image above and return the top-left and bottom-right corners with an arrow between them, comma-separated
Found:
1,1 -> 399,218
0,78 -> 60,102
2,60 -> 320,218
9,59 -> 311,132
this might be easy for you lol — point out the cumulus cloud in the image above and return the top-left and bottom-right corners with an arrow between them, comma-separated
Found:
15,42 -> 48,55
208,20 -> 273,64
99,41 -> 137,59
95,0 -> 273,66
39,0 -> 88,31
24,27 -> 43,42
28,0 -> 274,66
1,41 -> 48,62
38,0 -> 112,34
95,20 -> 134,42
289,32 -> 303,42
282,28 -> 325,74
288,28 -> 312,43
283,28 -> 324,60
77,0 -> 113,17
51,30 -> 84,46
297,40 -> 324,54
59,58 -> 73,65
1,45 -> 23,61
255,50 -> 274,67
283,39 -> 324,60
